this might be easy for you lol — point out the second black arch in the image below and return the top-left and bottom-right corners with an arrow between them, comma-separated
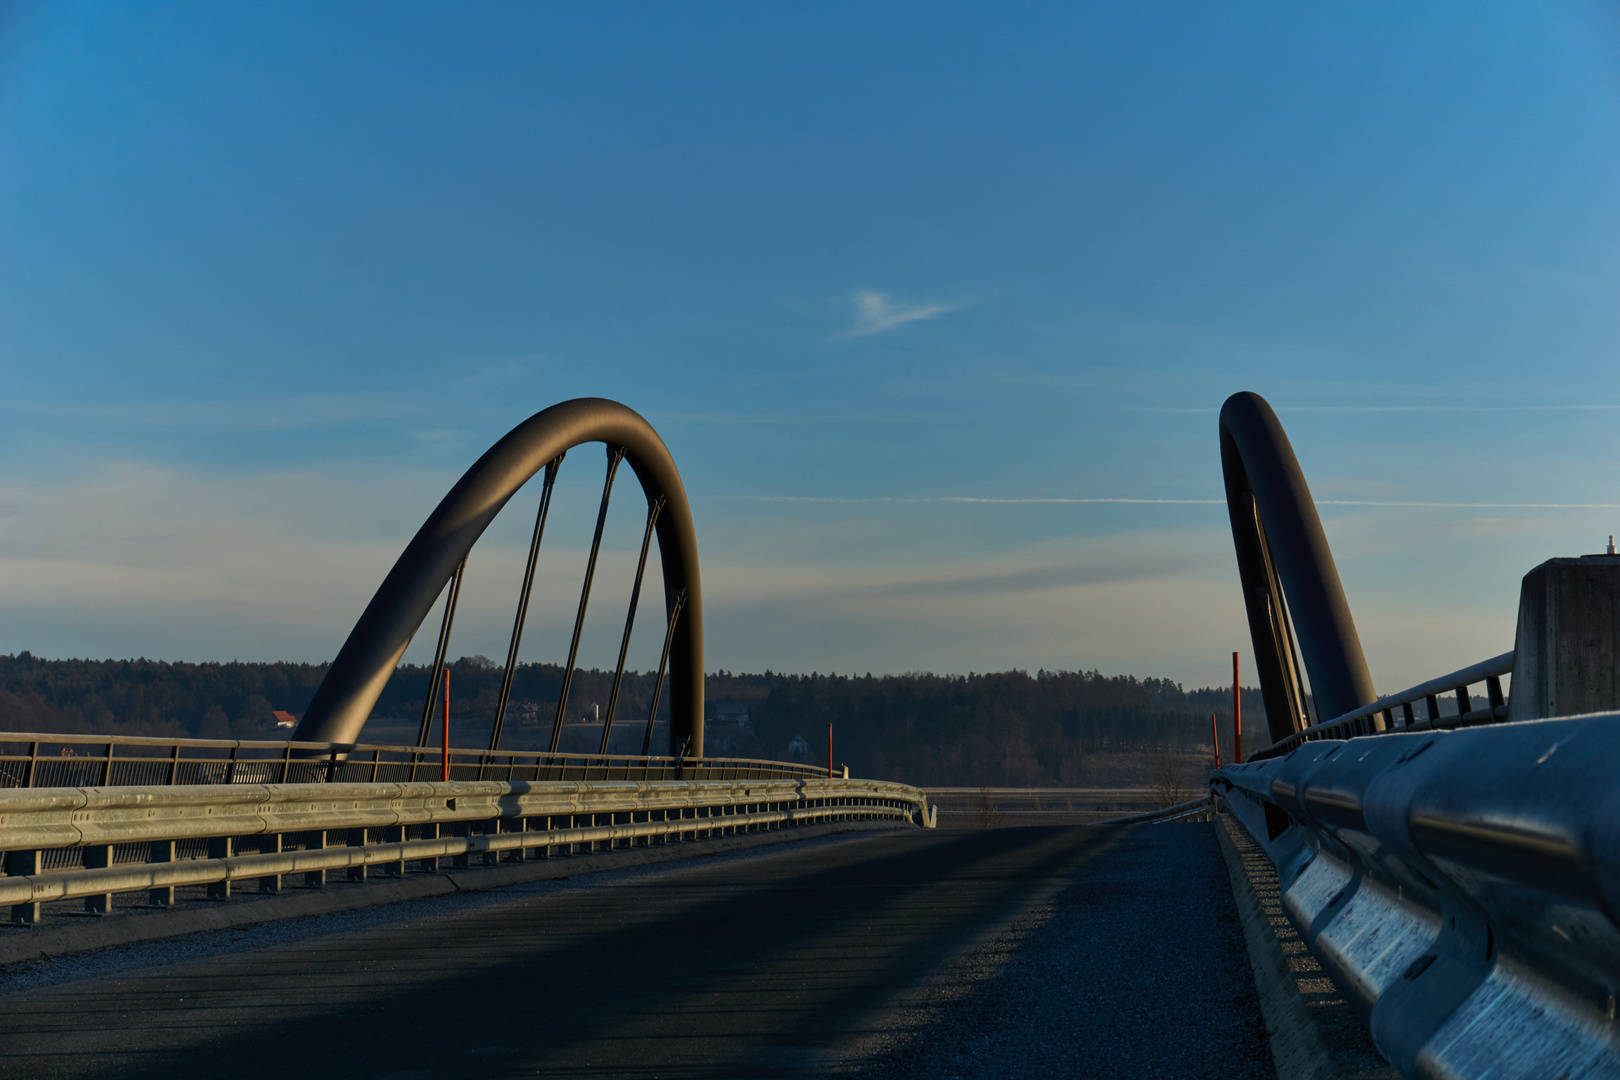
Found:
1220,391 -> 1376,747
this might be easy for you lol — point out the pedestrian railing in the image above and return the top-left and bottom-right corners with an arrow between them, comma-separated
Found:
0,731 -> 827,789
1249,650 -> 1512,761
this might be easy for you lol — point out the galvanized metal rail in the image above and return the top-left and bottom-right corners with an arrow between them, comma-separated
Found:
1095,795 -> 1214,825
1,775 -> 930,924
0,731 -> 824,790
1250,651 -> 1514,761
1214,714 -> 1620,1078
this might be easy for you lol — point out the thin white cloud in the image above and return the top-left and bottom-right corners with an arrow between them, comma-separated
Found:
841,290 -> 955,338
730,495 -> 1224,505
724,495 -> 1620,509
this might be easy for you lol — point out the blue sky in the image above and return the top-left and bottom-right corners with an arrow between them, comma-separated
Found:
1,1 -> 1618,692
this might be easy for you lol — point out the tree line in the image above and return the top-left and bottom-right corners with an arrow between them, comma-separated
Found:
0,652 -> 1266,785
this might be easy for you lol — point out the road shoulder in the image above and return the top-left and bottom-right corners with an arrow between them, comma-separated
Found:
1215,805 -> 1399,1080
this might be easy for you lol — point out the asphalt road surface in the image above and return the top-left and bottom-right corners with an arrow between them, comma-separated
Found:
0,824 -> 1272,1079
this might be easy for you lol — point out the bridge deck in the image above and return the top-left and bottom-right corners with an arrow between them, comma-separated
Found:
0,825 -> 1272,1079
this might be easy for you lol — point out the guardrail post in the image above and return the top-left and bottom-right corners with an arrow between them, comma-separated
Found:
414,823 -> 440,873
304,831 -> 327,888
206,837 -> 232,899
383,825 -> 405,876
148,840 -> 176,906
1487,675 -> 1506,717
7,849 -> 40,924
450,822 -> 470,868
258,833 -> 282,893
481,819 -> 499,865
347,828 -> 368,881
82,845 -> 113,914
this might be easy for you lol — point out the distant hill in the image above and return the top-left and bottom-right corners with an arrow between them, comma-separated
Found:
0,652 -> 1265,787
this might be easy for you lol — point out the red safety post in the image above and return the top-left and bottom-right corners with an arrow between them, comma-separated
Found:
1232,651 -> 1242,765
827,723 -> 833,779
441,670 -> 451,783
1211,711 -> 1221,769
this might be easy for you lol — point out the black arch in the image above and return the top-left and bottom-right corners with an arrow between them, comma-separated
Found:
293,399 -> 704,754
1220,391 -> 1375,746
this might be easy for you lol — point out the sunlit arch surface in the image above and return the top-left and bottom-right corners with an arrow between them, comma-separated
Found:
293,398 -> 704,754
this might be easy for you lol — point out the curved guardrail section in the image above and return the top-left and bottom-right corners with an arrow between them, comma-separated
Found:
1211,714 -> 1620,1079
1,776 -> 932,923
1220,391 -> 1376,744
1095,795 -> 1214,825
293,398 -> 704,755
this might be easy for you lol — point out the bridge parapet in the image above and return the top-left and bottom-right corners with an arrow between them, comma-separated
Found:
1215,713 -> 1620,1078
0,773 -> 932,926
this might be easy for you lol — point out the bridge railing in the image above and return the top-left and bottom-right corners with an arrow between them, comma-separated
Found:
1249,650 -> 1513,761
1,774 -> 932,925
0,731 -> 826,789
1213,712 -> 1620,1078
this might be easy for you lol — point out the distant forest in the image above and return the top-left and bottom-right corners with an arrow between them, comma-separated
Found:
0,652 -> 1267,787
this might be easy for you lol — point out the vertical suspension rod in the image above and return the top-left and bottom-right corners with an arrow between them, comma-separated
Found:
641,588 -> 687,756
416,556 -> 467,747
549,444 -> 627,753
489,454 -> 564,752
600,495 -> 664,754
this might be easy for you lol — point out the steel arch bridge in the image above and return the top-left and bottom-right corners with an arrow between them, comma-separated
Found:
291,397 -> 707,758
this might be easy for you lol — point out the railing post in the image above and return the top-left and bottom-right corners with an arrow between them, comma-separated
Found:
347,828 -> 368,881
384,825 -> 405,877
7,849 -> 41,924
304,831 -> 327,888
451,821 -> 471,869
148,840 -> 175,906
206,837 -> 232,900
259,833 -> 282,893
82,845 -> 113,914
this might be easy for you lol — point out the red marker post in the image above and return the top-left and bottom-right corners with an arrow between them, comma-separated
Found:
1232,651 -> 1242,765
441,670 -> 451,783
827,723 -> 833,779
1211,712 -> 1221,769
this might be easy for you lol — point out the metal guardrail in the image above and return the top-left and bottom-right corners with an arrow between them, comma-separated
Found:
1095,795 -> 1214,825
1212,713 -> 1620,1079
0,775 -> 931,924
0,731 -> 825,789
1250,651 -> 1513,760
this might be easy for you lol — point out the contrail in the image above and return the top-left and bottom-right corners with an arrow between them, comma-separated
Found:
725,496 -> 1620,509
